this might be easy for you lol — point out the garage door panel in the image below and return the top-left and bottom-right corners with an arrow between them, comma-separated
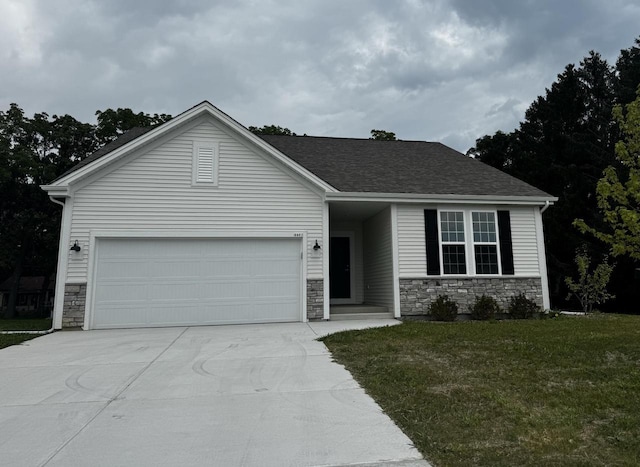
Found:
92,238 -> 302,329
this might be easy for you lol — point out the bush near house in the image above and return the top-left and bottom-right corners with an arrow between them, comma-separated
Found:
428,295 -> 459,321
508,293 -> 540,319
469,295 -> 500,320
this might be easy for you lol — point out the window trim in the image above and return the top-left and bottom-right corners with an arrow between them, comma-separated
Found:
438,210 -> 468,275
470,210 -> 502,276
192,140 -> 219,186
436,208 -> 503,277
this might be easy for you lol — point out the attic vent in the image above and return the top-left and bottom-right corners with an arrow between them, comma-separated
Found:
192,141 -> 219,185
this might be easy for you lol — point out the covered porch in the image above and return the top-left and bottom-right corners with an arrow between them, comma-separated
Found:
327,201 -> 398,320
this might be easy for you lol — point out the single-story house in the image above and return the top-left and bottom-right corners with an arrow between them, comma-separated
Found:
42,101 -> 557,330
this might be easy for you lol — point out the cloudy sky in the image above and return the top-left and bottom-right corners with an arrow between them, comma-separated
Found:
2,0 -> 639,152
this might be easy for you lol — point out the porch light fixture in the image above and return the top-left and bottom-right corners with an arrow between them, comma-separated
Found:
313,240 -> 321,251
70,240 -> 81,252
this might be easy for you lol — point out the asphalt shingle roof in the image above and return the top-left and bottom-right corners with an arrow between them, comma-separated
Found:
54,123 -> 552,198
260,135 -> 552,197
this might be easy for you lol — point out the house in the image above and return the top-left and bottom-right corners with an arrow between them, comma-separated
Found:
0,275 -> 55,316
41,101 -> 557,330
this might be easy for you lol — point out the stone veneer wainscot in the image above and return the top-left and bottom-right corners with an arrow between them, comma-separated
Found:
399,277 -> 543,317
62,283 -> 87,328
307,279 -> 324,320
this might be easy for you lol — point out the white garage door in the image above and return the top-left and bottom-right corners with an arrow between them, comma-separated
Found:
91,238 -> 302,329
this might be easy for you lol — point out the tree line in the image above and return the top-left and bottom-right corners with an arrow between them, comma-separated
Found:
0,108 -> 171,317
468,38 -> 640,312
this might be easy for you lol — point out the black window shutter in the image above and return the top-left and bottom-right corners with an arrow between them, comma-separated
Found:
497,210 -> 514,275
424,210 -> 441,275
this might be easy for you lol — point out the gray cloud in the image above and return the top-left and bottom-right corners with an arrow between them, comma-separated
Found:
1,0 -> 639,152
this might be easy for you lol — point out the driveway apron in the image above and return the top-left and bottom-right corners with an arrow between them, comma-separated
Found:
0,320 -> 427,467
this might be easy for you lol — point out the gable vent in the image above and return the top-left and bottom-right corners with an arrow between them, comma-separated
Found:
193,142 -> 219,185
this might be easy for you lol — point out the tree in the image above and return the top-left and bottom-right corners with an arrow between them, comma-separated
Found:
565,248 -> 614,313
575,89 -> 640,260
470,56 -> 618,309
615,37 -> 640,106
248,125 -> 295,136
0,105 -> 171,319
94,108 -> 171,145
370,129 -> 396,141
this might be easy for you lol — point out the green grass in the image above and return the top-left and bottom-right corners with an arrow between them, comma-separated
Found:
321,314 -> 640,467
0,318 -> 52,331
0,318 -> 51,349
0,333 -> 42,349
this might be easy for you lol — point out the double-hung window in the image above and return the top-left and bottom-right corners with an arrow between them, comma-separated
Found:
425,208 -> 514,277
440,211 -> 467,274
472,212 -> 500,275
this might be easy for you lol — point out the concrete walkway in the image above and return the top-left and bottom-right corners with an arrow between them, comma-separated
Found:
0,320 -> 428,466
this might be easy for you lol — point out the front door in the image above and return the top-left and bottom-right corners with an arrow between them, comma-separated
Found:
330,236 -> 351,299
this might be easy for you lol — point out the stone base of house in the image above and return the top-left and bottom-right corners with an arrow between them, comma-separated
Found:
307,279 -> 324,320
399,277 -> 543,317
62,283 -> 87,328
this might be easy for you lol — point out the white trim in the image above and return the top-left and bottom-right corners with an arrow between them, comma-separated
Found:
329,231 -> 356,305
437,209 -> 468,275
390,204 -> 401,318
43,102 -> 337,193
84,231 -> 307,330
399,274 -> 543,280
470,210 -> 502,276
50,196 -> 73,330
322,202 -> 330,320
534,207 -> 552,310
436,208 -> 506,277
325,192 -> 557,205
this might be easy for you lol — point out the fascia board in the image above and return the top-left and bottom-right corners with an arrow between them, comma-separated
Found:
325,192 -> 558,205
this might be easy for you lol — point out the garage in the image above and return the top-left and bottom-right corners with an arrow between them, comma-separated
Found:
90,237 -> 302,329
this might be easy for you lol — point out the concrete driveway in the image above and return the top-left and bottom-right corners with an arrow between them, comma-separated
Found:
0,320 -> 428,467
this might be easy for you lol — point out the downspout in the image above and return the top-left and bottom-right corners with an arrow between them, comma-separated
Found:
540,200 -> 550,214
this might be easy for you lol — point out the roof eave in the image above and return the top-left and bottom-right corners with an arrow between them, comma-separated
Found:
325,192 -> 558,205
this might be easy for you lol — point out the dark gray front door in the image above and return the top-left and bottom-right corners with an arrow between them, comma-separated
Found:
330,237 -> 351,299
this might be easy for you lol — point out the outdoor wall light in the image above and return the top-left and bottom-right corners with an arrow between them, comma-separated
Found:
70,240 -> 81,252
313,240 -> 321,251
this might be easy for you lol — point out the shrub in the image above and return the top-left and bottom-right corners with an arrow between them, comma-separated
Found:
508,293 -> 540,319
469,295 -> 500,320
429,295 -> 459,321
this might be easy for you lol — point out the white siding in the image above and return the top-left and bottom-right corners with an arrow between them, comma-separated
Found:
397,204 -> 541,277
363,207 -> 394,308
397,204 -> 428,277
330,220 -> 364,303
511,207 -> 540,276
67,120 -> 323,282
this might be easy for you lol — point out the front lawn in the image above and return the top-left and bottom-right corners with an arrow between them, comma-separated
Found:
0,318 -> 52,331
0,333 -> 41,349
322,315 -> 640,467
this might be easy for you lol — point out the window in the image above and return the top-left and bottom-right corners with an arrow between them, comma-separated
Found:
472,212 -> 499,275
192,141 -> 219,185
440,211 -> 466,274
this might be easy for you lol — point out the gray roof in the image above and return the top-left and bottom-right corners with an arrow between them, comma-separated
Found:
55,122 -> 552,198
261,135 -> 552,197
